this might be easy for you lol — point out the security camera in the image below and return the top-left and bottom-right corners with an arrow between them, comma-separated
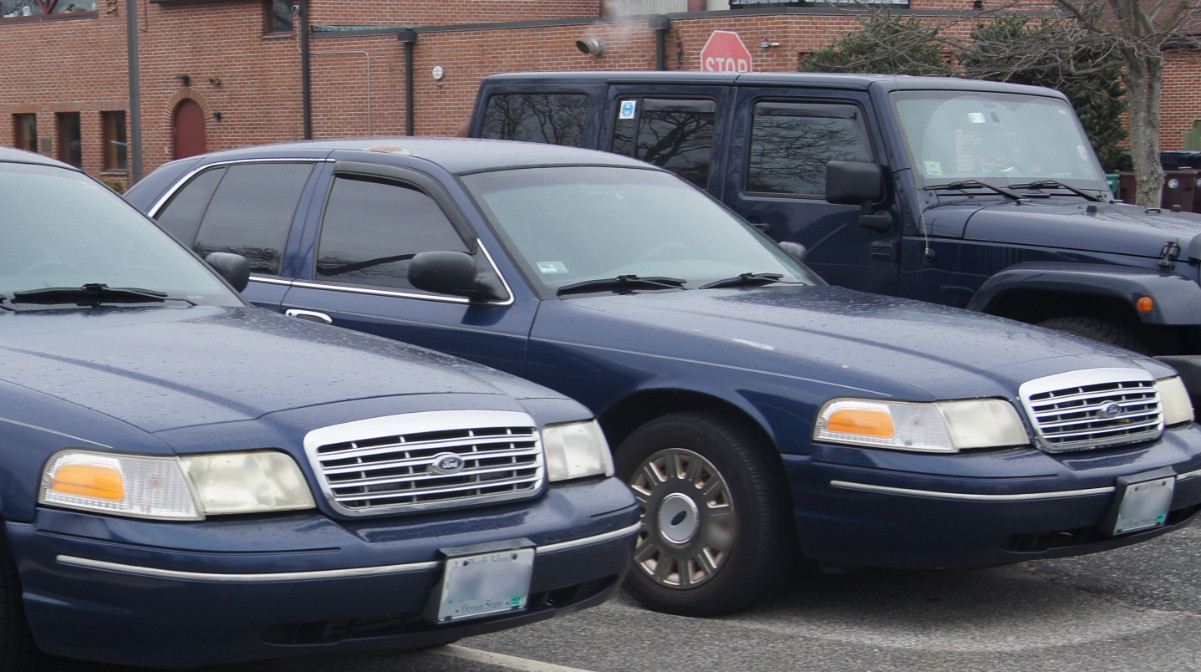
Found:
575,38 -> 606,58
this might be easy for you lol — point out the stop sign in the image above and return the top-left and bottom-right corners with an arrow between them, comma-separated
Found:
700,30 -> 752,73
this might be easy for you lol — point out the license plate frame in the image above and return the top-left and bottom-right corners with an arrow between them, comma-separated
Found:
430,547 -> 534,624
1111,474 -> 1175,535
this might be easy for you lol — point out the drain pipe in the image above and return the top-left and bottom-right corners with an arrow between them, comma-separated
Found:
397,29 -> 417,136
298,0 -> 312,139
649,15 -> 671,71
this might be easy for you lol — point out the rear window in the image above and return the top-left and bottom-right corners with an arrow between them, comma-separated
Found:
611,97 -> 716,189
480,93 -> 589,147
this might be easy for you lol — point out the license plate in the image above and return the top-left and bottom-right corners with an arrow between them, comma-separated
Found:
1112,475 -> 1175,535
432,548 -> 534,624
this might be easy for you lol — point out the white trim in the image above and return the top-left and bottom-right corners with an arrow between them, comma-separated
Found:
830,480 -> 1116,501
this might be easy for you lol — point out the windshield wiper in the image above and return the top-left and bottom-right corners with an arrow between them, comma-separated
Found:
10,283 -> 172,306
556,275 -> 686,297
700,272 -> 786,290
1009,179 -> 1105,202
926,180 -> 1022,201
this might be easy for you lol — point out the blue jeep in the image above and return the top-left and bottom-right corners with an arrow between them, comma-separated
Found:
126,137 -> 1201,618
470,72 -> 1201,397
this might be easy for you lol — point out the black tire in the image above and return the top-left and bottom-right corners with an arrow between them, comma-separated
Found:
614,412 -> 794,616
1038,316 -> 1152,355
0,541 -> 40,672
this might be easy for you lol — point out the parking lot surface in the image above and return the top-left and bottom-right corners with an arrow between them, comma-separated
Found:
67,520 -> 1201,672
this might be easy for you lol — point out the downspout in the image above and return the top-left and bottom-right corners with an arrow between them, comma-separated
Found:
299,0 -> 312,139
126,0 -> 142,182
649,15 -> 671,71
397,29 -> 417,136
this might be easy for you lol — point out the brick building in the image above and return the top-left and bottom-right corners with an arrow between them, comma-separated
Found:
2,0 -> 1198,189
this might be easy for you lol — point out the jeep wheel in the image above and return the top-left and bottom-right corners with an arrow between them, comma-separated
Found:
1038,316 -> 1152,355
615,412 -> 793,616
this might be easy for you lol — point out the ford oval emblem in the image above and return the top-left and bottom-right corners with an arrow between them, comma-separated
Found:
1099,402 -> 1123,419
429,452 -> 465,475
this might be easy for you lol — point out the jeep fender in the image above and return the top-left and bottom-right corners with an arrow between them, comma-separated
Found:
965,262 -> 1201,326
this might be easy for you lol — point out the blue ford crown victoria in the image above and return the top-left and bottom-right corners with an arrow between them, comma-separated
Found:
126,138 -> 1201,618
0,148 -> 636,669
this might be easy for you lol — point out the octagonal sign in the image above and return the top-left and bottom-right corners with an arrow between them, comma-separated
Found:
700,30 -> 752,73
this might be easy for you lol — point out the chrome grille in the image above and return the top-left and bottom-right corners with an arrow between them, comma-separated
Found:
304,410 -> 544,516
1019,369 -> 1163,453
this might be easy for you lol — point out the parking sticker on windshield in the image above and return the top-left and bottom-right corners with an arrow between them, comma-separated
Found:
537,261 -> 569,274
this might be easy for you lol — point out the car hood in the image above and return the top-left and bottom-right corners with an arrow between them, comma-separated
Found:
534,285 -> 1169,400
0,306 -> 539,433
927,197 -> 1201,260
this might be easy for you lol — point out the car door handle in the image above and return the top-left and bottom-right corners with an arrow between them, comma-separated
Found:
285,309 -> 333,325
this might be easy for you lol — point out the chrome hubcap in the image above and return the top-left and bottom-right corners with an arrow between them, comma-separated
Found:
628,448 -> 736,589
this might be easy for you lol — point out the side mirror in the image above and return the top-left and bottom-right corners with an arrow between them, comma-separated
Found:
205,252 -> 250,292
779,241 -> 808,263
825,160 -> 892,233
409,251 -> 507,302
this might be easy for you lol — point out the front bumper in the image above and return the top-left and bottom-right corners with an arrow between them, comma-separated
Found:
788,424 -> 1201,569
9,478 -> 637,669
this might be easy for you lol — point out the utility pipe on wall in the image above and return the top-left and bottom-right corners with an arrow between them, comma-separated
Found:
397,29 -> 417,136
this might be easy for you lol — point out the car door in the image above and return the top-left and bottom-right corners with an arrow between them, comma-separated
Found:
149,159 -> 321,311
277,160 -> 537,377
721,88 -> 901,296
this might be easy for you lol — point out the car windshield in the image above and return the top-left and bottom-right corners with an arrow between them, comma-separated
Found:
461,166 -> 819,294
892,90 -> 1109,191
0,162 -> 240,305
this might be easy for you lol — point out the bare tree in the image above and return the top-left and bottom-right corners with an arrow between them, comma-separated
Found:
1052,0 -> 1201,205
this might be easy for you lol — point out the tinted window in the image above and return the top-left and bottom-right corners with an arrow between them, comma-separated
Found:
316,175 -> 468,291
747,102 -> 871,198
156,166 -> 225,244
189,162 -> 313,275
480,93 -> 588,147
611,98 -> 716,188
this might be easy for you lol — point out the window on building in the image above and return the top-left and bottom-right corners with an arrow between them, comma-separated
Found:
101,111 -> 127,172
265,0 -> 293,33
13,114 -> 36,153
316,175 -> 468,291
56,112 -> 82,168
157,162 -> 314,274
611,98 -> 717,189
1,1 -> 97,18
747,102 -> 872,198
480,93 -> 589,148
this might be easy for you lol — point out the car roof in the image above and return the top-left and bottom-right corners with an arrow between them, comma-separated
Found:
482,71 -> 1064,98
0,146 -> 78,170
175,137 -> 656,175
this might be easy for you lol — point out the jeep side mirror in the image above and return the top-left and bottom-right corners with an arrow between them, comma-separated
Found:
409,250 -> 507,302
779,241 -> 808,263
826,161 -> 892,233
205,252 -> 250,292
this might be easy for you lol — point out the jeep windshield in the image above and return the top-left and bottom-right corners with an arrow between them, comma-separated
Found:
892,90 -> 1110,196
461,166 -> 819,294
0,163 -> 241,307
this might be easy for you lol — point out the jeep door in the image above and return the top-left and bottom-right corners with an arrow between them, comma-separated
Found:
721,88 -> 901,296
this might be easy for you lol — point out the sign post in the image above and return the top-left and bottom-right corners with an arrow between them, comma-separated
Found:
700,30 -> 753,73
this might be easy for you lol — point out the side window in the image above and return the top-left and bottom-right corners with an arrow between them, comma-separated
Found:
316,175 -> 468,291
611,98 -> 716,188
747,102 -> 872,198
161,162 -> 313,275
480,93 -> 588,147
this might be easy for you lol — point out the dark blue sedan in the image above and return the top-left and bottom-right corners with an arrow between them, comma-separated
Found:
0,147 -> 636,669
126,138 -> 1201,617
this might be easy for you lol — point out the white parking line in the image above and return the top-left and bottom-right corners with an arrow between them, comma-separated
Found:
434,644 -> 598,672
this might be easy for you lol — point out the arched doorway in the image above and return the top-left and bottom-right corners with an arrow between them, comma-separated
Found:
173,99 -> 207,160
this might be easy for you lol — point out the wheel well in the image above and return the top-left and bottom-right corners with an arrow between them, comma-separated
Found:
982,289 -> 1185,354
599,390 -> 774,456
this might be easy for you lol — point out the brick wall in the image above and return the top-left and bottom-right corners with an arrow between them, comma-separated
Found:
2,0 -> 1198,186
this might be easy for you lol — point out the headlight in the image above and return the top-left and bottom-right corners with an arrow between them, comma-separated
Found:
542,420 -> 614,482
40,450 -> 315,520
1158,376 -> 1194,426
814,398 -> 1029,453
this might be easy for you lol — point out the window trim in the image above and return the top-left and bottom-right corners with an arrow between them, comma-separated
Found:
101,110 -> 127,173
743,98 -> 875,200
55,111 -> 82,169
263,0 -> 293,35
